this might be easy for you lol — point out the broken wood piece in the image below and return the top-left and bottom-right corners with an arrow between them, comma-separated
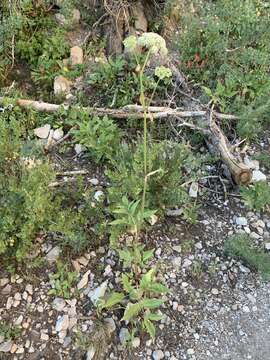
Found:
0,96 -> 250,185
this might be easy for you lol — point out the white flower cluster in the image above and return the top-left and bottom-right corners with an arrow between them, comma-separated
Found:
123,32 -> 168,57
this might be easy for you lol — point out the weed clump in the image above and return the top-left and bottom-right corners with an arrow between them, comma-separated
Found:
225,234 -> 270,280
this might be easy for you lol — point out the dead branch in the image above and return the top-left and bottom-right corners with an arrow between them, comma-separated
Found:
0,96 -> 251,185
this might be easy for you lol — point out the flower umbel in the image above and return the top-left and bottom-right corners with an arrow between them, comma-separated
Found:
154,66 -> 172,80
137,32 -> 168,57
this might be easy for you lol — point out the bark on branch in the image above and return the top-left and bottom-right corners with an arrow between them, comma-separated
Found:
0,96 -> 251,185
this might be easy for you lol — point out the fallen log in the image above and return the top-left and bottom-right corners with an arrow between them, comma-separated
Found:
0,96 -> 252,185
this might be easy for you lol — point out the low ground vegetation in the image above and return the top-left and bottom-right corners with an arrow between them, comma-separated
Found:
0,0 -> 270,357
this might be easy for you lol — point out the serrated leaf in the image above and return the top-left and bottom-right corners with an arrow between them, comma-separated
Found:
147,283 -> 170,294
144,318 -> 156,338
146,313 -> 164,321
122,302 -> 142,321
104,292 -> 125,309
140,268 -> 155,289
142,298 -> 164,309
142,249 -> 154,263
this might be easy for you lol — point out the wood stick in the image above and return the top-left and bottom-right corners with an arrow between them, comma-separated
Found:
0,96 -> 251,185
0,97 -> 238,120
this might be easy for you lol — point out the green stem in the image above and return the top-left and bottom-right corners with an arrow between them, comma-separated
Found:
139,51 -> 151,212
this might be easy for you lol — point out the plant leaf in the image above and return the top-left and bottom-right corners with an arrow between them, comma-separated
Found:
142,298 -> 164,309
144,318 -> 156,338
122,302 -> 142,321
104,292 -> 125,309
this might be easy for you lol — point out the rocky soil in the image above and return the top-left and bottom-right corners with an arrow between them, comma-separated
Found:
0,154 -> 269,360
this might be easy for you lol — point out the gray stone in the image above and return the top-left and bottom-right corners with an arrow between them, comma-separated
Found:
88,281 -> 108,305
55,315 -> 69,332
132,337 -> 141,348
252,170 -> 266,182
152,349 -> 165,360
265,243 -> 270,251
52,297 -> 66,312
235,217 -> 248,226
0,340 -> 13,352
189,182 -> 199,198
34,124 -> 51,139
1,284 -> 11,295
77,270 -> 90,290
0,278 -> 9,287
119,327 -> 130,344
46,246 -> 60,263
104,317 -> 116,335
54,75 -> 72,96
94,190 -> 104,202
70,46 -> 83,66
86,345 -> 96,360
89,178 -> 99,186
52,128 -> 64,141
166,209 -> 183,217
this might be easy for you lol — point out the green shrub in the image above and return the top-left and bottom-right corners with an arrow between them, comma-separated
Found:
71,113 -> 122,163
178,0 -> 270,138
87,55 -> 162,107
106,140 -> 198,211
0,108 -> 57,260
225,234 -> 270,280
240,181 -> 270,211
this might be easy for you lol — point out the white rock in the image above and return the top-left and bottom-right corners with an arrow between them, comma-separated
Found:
187,348 -> 195,355
132,337 -> 141,348
55,13 -> 66,26
25,284 -> 33,295
14,292 -> 21,301
244,156 -> 259,170
152,349 -> 165,360
119,327 -> 130,344
189,182 -> 199,198
46,246 -> 60,263
72,9 -> 81,24
265,243 -> 270,251
40,332 -> 49,341
14,315 -> 23,325
242,305 -> 250,313
94,190 -> 104,202
86,345 -> 96,360
0,341 -> 13,352
55,315 -> 69,332
104,317 -> 116,335
74,144 -> 84,154
183,259 -> 192,268
70,46 -> 83,66
52,128 -> 64,141
172,245 -> 181,253
211,288 -> 219,295
166,209 -> 182,217
0,278 -> 9,287
235,217 -> 248,226
77,270 -> 90,290
89,178 -> 99,186
54,75 -> 72,96
88,281 -> 108,305
252,170 -> 266,182
34,124 -> 51,139
52,297 -> 66,312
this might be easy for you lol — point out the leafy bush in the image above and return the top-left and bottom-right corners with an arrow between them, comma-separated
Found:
71,113 -> 122,163
240,181 -> 270,211
178,0 -> 270,138
48,261 -> 77,299
87,55 -> 164,107
0,108 -> 57,260
106,140 -> 198,211
0,0 -> 69,88
225,234 -> 270,280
